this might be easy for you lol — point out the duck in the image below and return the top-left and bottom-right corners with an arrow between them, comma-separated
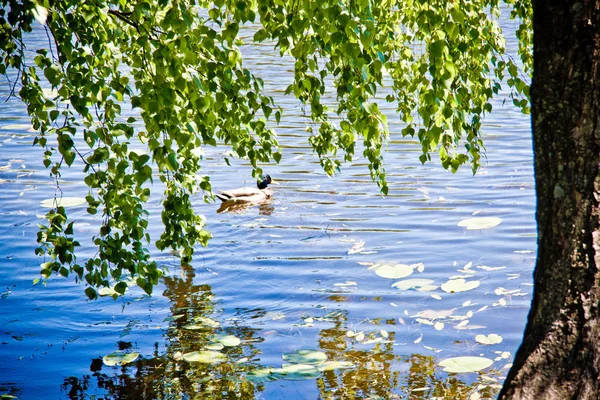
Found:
215,175 -> 273,203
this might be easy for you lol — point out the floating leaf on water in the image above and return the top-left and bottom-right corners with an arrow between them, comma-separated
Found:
456,320 -> 470,329
434,322 -> 445,331
392,278 -> 437,292
182,350 -> 226,364
380,329 -> 389,338
355,332 -> 365,342
475,334 -> 503,345
246,368 -> 276,382
272,364 -> 320,380
348,240 -> 365,254
182,324 -> 205,330
441,278 -> 480,293
213,334 -> 241,347
40,197 -> 86,208
102,352 -> 139,366
194,316 -> 221,328
414,333 -> 423,344
398,317 -> 406,326
346,330 -> 355,338
477,265 -> 506,271
163,314 -> 185,322
374,263 -> 415,279
416,318 -> 434,326
282,349 -> 327,365
457,217 -> 502,230
438,356 -> 494,373
317,361 -> 355,371
205,343 -> 225,351
430,294 -> 442,300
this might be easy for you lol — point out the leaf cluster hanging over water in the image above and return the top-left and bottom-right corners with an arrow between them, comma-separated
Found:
0,0 -> 531,297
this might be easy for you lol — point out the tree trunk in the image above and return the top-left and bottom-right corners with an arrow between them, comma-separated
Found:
499,0 -> 600,398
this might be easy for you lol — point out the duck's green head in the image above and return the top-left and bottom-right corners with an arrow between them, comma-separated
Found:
257,174 -> 272,189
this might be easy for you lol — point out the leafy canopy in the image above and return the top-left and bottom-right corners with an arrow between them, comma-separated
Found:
0,0 -> 531,298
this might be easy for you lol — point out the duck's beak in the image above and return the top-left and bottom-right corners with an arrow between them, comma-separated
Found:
270,179 -> 280,185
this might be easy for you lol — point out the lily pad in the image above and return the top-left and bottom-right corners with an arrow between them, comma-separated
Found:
204,343 -> 225,351
438,356 -> 494,373
246,368 -> 275,383
40,197 -> 87,208
392,278 -> 437,292
282,349 -> 327,365
441,278 -> 480,293
475,334 -> 503,345
457,217 -> 502,230
102,352 -> 139,366
316,361 -> 355,371
182,350 -> 226,364
183,316 -> 220,330
213,334 -> 241,347
272,364 -> 320,380
374,264 -> 415,279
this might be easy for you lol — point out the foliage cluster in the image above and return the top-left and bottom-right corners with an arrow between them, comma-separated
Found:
0,0 -> 531,297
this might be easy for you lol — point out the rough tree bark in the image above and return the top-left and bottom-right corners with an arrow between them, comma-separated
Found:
499,0 -> 600,398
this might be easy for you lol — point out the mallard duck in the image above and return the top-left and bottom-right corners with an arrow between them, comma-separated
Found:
215,175 -> 273,203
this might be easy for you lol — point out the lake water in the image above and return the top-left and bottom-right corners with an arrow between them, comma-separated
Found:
0,11 -> 534,400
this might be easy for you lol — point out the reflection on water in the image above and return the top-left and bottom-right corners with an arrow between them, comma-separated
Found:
0,11 -> 534,400
217,200 -> 274,215
59,266 -> 502,399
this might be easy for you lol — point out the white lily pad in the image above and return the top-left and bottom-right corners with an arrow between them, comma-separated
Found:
441,278 -> 480,293
374,264 -> 415,279
317,361 -> 355,371
246,368 -> 275,382
204,343 -> 224,351
475,334 -> 503,345
213,334 -> 241,347
438,356 -> 494,373
282,349 -> 327,365
392,278 -> 437,292
272,364 -> 320,380
182,350 -> 226,364
40,197 -> 87,208
102,352 -> 139,366
457,217 -> 502,230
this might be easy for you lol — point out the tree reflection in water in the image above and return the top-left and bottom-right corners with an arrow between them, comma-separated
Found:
61,265 -> 501,399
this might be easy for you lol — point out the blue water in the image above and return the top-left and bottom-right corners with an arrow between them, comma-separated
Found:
0,11 -> 534,400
